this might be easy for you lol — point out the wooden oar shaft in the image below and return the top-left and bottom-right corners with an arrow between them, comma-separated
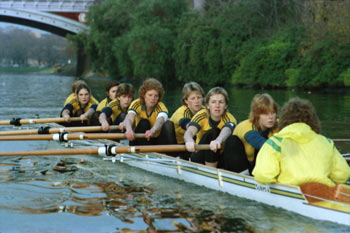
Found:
0,148 -> 99,156
333,139 -> 350,142
0,144 -> 210,157
116,144 -> 210,153
0,125 -> 121,136
0,117 -> 82,125
0,133 -> 145,141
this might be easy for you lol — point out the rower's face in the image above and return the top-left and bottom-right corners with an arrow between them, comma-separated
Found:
118,94 -> 133,110
185,91 -> 203,114
108,86 -> 118,100
77,88 -> 90,105
144,89 -> 159,109
259,111 -> 276,131
207,94 -> 227,118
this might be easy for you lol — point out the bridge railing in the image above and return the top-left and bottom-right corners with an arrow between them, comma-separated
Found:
0,0 -> 96,12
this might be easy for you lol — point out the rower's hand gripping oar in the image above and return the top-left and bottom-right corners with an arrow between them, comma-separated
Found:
0,144 -> 210,157
0,117 -> 83,126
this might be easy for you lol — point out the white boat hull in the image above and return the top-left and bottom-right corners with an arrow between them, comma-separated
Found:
103,151 -> 350,226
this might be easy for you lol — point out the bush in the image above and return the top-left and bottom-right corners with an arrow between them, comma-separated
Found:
340,69 -> 350,87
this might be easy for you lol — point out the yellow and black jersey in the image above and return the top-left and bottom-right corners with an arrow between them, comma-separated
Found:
188,109 -> 237,143
234,119 -> 277,162
170,105 -> 204,144
96,97 -> 112,112
128,98 -> 168,137
64,93 -> 99,107
102,99 -> 126,122
62,97 -> 98,116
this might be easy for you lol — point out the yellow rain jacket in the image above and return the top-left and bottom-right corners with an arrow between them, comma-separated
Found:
252,123 -> 350,186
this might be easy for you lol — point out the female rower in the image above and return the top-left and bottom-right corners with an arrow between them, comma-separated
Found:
184,87 -> 237,168
99,83 -> 134,132
170,82 -> 205,159
252,97 -> 350,186
61,83 -> 99,126
122,78 -> 169,145
90,81 -> 119,125
64,80 -> 98,106
223,93 -> 278,174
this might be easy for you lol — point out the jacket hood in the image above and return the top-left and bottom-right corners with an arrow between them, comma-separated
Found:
275,123 -> 317,144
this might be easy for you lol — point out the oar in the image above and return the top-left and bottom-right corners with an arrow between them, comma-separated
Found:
0,125 -> 121,136
0,117 -> 83,126
0,144 -> 210,157
333,139 -> 350,142
0,133 -> 145,141
300,182 -> 350,204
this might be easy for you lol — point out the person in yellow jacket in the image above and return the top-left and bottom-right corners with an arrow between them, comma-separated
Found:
184,87 -> 237,168
61,83 -> 99,126
223,93 -> 278,174
170,82 -> 205,159
252,97 -> 350,186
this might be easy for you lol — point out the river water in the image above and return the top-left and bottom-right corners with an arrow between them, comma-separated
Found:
0,73 -> 349,232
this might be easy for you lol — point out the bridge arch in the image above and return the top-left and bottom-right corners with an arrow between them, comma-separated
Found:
0,7 -> 89,37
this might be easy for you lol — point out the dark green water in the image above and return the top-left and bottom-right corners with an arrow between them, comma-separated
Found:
0,74 -> 349,232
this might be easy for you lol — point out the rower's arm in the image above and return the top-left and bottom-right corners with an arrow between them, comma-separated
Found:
184,126 -> 198,152
99,113 -> 110,131
124,112 -> 136,141
150,115 -> 166,135
61,109 -> 71,122
215,127 -> 232,145
124,112 -> 136,132
84,108 -> 95,118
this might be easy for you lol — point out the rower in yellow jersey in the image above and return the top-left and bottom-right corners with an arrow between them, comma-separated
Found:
224,93 -> 278,174
170,82 -> 205,159
61,83 -> 99,126
184,87 -> 237,168
99,83 -> 134,132
90,81 -> 119,125
121,78 -> 170,146
64,80 -> 98,106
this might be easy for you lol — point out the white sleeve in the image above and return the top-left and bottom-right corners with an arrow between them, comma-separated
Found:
157,112 -> 168,121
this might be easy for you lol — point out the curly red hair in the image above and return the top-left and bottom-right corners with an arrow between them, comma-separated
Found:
138,78 -> 164,105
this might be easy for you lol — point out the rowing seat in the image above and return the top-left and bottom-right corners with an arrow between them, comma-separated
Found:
300,182 -> 350,204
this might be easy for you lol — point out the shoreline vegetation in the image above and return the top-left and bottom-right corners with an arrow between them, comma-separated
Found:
69,0 -> 350,89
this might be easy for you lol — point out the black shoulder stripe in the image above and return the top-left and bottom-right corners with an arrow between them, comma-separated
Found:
192,113 -> 207,123
184,108 -> 192,118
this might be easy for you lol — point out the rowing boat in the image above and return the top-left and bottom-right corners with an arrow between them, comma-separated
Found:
60,130 -> 348,226
5,123 -> 350,226
101,149 -> 349,226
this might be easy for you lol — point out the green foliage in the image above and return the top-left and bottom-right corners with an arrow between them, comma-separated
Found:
339,69 -> 350,87
298,40 -> 350,87
125,24 -> 175,79
72,0 -> 350,88
232,27 -> 302,87
285,68 -> 300,87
